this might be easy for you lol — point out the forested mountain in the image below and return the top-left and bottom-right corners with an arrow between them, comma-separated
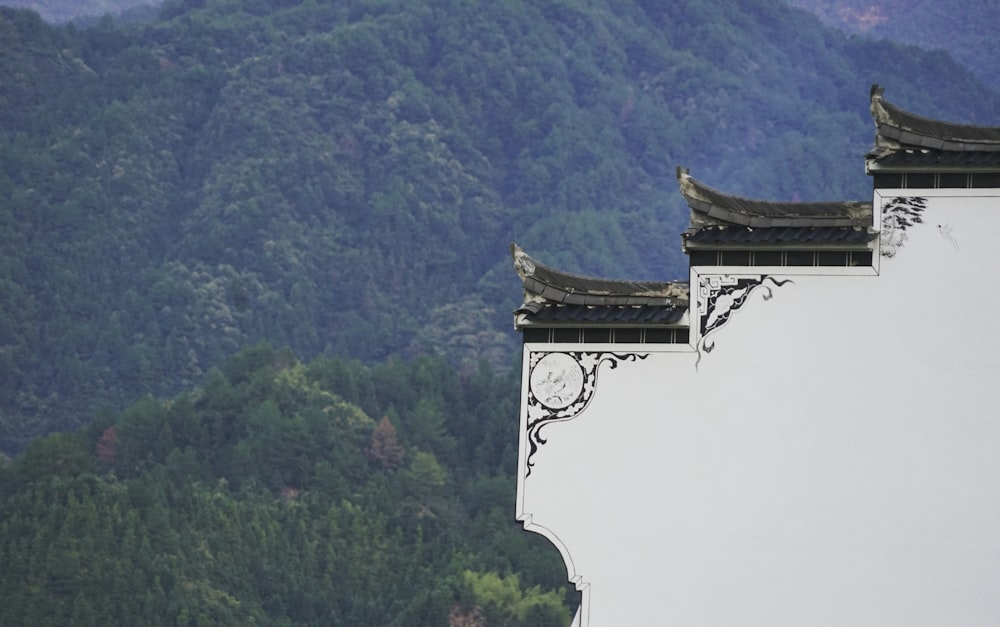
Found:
0,343 -> 573,625
784,0 -> 1000,92
4,1 -> 1000,622
2,0 -> 1000,454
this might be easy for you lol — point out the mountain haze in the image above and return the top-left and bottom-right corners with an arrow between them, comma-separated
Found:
784,0 -> 1000,92
0,0 -> 161,23
2,0 -> 1000,451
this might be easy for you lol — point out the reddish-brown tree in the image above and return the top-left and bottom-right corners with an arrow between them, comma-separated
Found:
95,426 -> 118,466
366,416 -> 405,471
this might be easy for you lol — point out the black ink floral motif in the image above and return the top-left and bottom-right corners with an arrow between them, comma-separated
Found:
524,352 -> 647,476
881,196 -> 926,258
696,275 -> 792,367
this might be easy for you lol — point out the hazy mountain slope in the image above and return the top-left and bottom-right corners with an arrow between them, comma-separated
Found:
784,0 -> 1000,92
2,0 -> 999,452
0,0 -> 161,23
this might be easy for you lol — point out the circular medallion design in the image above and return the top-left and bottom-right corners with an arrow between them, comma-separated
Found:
530,353 -> 584,409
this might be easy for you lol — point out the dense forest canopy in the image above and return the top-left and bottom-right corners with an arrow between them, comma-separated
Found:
1,0 -> 999,453
9,0 -> 1000,95
0,343 -> 574,625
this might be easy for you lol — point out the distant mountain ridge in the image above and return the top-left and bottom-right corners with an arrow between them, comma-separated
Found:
8,0 -> 999,95
0,0 -> 161,23
2,0 -> 999,452
784,0 -> 1000,92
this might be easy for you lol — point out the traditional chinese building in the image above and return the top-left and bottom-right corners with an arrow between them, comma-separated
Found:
512,86 -> 1000,626
867,84 -> 1000,190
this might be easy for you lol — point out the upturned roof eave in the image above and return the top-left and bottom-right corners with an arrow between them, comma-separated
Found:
677,168 -> 873,228
870,84 -> 1000,153
511,244 -> 689,307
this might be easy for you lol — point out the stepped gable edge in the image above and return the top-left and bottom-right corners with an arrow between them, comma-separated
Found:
512,85 -> 996,332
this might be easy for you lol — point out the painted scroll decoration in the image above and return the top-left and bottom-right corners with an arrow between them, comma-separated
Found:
696,274 -> 793,367
525,351 -> 647,476
881,196 -> 926,257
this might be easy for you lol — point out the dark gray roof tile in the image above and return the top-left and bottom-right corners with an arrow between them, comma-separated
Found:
870,85 -> 1000,153
868,148 -> 1000,169
677,168 -> 872,229
511,244 -> 689,307
684,225 -> 877,245
518,303 -> 686,325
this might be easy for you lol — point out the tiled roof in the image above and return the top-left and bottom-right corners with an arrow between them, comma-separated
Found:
684,225 -> 876,245
516,302 -> 686,325
870,85 -> 1000,153
511,244 -> 688,308
868,148 -> 1000,169
676,169 -> 874,254
677,168 -> 872,229
511,244 -> 690,330
868,84 -> 1000,177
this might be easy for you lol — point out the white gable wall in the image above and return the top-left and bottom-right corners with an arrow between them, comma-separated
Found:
517,190 -> 1000,625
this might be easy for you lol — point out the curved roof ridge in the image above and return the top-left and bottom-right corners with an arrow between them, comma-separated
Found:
676,168 -> 872,228
510,244 -> 688,307
870,84 -> 1000,151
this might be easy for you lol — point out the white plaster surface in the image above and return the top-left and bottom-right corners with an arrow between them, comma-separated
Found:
517,192 -> 1000,625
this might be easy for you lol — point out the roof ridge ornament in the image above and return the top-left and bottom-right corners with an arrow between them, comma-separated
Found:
511,243 -> 536,279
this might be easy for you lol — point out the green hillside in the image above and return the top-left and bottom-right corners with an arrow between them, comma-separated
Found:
2,0 -> 1000,452
0,343 -> 573,625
